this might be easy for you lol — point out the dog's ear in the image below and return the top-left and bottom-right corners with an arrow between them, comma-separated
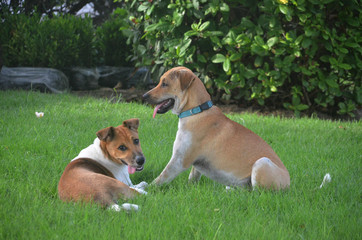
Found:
178,69 -> 195,91
123,118 -> 139,131
96,127 -> 115,142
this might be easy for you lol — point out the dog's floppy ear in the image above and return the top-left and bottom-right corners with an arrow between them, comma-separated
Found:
123,118 -> 139,131
178,69 -> 195,91
96,127 -> 115,142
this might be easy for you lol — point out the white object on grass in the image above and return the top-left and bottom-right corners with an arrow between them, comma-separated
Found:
319,173 -> 331,188
35,112 -> 44,118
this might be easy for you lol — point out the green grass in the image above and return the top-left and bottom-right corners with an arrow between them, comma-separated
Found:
0,90 -> 361,239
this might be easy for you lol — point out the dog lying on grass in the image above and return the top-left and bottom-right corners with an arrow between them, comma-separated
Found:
58,119 -> 147,211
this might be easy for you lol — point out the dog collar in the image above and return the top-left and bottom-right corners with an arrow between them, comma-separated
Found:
178,100 -> 213,119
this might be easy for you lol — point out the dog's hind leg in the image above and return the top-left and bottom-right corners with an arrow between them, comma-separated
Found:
188,166 -> 202,183
251,157 -> 290,190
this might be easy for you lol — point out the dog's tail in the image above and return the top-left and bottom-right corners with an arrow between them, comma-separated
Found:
319,173 -> 332,188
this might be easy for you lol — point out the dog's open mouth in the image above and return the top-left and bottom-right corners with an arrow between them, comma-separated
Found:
153,98 -> 175,118
120,160 -> 144,174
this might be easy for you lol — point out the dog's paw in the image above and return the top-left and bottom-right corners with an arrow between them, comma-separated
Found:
109,203 -> 140,212
121,203 -> 139,212
130,187 -> 148,195
134,181 -> 148,190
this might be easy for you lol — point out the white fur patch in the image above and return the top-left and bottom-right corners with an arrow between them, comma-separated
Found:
173,124 -> 192,158
133,181 -> 148,190
71,138 -> 133,186
130,187 -> 148,195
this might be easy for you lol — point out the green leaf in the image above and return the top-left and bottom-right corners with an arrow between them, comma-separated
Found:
339,63 -> 352,70
223,58 -> 231,72
325,75 -> 339,88
179,38 -> 192,56
211,53 -> 226,63
267,37 -> 278,48
251,44 -> 268,56
254,36 -> 264,46
199,21 -> 210,31
295,35 -> 303,45
295,104 -> 309,111
137,3 -> 149,12
204,31 -> 224,37
184,30 -> 198,37
302,38 -> 312,48
338,47 -> 349,54
229,53 -> 242,61
145,23 -> 159,32
270,85 -> 277,92
220,3 -> 230,12
173,11 -> 183,27
197,54 -> 207,63
230,73 -> 240,82
279,5 -> 290,15
254,56 -> 263,67
329,57 -> 338,66
243,68 -> 257,79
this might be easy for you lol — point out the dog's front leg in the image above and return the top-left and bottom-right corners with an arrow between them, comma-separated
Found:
152,155 -> 187,185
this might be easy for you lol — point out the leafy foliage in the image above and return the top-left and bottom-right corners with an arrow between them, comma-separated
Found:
0,13 -> 95,69
119,0 -> 361,117
0,10 -> 132,69
95,8 -> 133,67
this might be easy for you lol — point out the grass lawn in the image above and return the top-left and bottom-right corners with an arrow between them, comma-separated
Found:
0,90 -> 361,239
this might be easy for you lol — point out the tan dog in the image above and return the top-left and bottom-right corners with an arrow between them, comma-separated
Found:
58,119 -> 148,211
143,67 -> 290,190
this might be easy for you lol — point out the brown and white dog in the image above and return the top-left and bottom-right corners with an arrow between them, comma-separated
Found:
143,67 -> 290,190
58,119 -> 148,211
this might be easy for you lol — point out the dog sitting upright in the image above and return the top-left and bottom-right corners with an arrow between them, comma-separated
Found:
143,67 -> 290,190
58,118 -> 148,211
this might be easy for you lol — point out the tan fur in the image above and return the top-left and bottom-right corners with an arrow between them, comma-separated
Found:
143,67 -> 290,190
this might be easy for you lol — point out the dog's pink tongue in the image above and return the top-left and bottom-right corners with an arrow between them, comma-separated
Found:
153,104 -> 162,118
128,166 -> 136,174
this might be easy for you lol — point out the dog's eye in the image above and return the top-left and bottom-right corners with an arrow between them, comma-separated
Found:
161,82 -> 168,87
133,139 -> 139,145
118,145 -> 127,151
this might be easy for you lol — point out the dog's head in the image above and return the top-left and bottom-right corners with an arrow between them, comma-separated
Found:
96,118 -> 145,174
142,66 -> 200,117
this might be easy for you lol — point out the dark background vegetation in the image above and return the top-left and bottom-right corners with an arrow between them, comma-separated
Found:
0,0 -> 361,118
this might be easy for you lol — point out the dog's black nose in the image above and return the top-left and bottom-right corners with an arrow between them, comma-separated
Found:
136,156 -> 145,165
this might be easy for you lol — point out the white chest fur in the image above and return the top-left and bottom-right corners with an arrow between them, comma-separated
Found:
173,121 -> 192,158
71,138 -> 133,186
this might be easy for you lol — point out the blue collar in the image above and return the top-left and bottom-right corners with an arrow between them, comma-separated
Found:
178,100 -> 213,119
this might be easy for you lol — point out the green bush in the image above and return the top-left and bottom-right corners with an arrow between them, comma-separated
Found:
120,0 -> 361,117
0,13 -> 95,69
95,8 -> 133,67
0,11 -> 133,69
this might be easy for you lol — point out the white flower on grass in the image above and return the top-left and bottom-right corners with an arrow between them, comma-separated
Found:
35,112 -> 44,118
319,173 -> 332,188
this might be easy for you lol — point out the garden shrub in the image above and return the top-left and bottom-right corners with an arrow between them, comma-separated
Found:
119,0 -> 361,117
95,8 -> 133,67
0,10 -> 133,69
0,13 -> 95,69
